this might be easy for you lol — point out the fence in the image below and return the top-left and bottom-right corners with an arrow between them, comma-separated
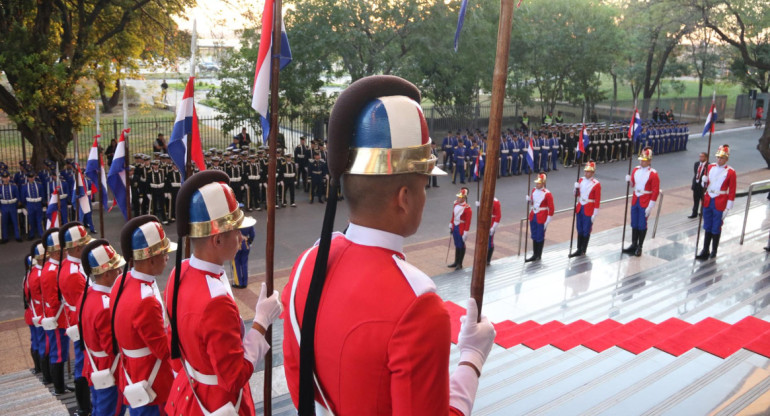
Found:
734,93 -> 769,120
0,95 -> 726,169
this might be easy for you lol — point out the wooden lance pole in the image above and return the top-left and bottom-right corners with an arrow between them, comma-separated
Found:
568,103 -> 587,256
263,0 -> 285,411
694,90 -> 716,256
470,0 -> 516,319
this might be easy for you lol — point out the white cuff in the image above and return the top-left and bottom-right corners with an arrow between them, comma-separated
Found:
243,329 -> 270,366
726,200 -> 734,210
459,350 -> 485,372
648,201 -> 656,209
449,364 -> 480,416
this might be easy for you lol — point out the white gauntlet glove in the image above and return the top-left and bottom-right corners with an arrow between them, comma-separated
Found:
457,298 -> 496,371
525,195 -> 531,202
544,216 -> 552,229
462,232 -> 468,242
475,201 -> 480,207
254,282 -> 282,330
645,201 -> 655,218
591,208 -> 599,223
574,182 -> 580,189
625,174 -> 631,183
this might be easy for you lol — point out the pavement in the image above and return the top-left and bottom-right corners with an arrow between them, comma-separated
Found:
0,119 -> 767,375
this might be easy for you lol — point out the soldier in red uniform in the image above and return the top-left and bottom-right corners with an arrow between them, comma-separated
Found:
165,170 -> 281,416
476,197 -> 502,265
40,227 -> 74,395
525,173 -> 555,262
282,76 -> 495,415
111,215 -> 177,415
570,161 -> 602,257
448,187 -> 472,270
79,239 -> 126,416
696,144 -> 737,260
23,252 -> 40,375
28,241 -> 50,383
623,147 -> 660,257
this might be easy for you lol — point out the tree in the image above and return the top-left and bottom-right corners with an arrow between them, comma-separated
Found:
685,27 -> 720,116
692,0 -> 770,167
0,0 -> 193,167
728,46 -> 770,92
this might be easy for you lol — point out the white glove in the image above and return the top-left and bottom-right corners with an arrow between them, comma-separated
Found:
525,195 -> 531,202
457,298 -> 495,371
592,208 -> 599,223
645,202 -> 654,218
701,175 -> 709,186
544,216 -> 552,229
475,201 -> 480,207
726,200 -> 734,211
574,182 -> 580,189
462,232 -> 468,242
625,174 -> 631,183
253,282 -> 282,330
449,223 -> 453,232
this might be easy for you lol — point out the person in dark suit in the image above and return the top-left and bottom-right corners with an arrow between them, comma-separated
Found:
689,152 -> 708,219
237,127 -> 251,146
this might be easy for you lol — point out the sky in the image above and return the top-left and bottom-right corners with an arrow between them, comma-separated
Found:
175,0 -> 264,41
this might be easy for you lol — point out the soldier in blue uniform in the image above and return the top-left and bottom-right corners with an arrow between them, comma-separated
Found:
452,139 -> 468,184
231,218 -> 255,288
549,131 -> 560,171
499,134 -> 510,177
516,133 -> 528,175
22,172 -> 44,240
0,172 -> 21,243
14,161 -> 29,189
538,131 -> 550,173
309,152 -> 328,203
442,131 -> 455,171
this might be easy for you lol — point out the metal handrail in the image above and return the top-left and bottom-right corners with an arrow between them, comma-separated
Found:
516,192 -> 664,256
740,179 -> 770,245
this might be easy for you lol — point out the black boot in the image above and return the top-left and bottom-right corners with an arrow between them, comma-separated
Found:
51,362 -> 74,395
447,248 -> 460,268
535,241 -> 544,261
31,349 -> 41,374
582,235 -> 591,255
525,241 -> 538,262
635,229 -> 647,257
41,354 -> 52,384
569,235 -> 584,257
74,377 -> 91,415
456,247 -> 466,270
623,229 -> 638,254
487,247 -> 494,266
709,233 -> 721,259
696,232 -> 712,260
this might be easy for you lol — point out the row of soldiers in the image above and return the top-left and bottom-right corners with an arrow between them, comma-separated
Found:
440,120 -> 690,184
22,171 -> 282,415
0,159 -> 98,243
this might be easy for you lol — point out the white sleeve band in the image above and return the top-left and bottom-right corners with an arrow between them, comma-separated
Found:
449,364 -> 480,416
243,329 -> 270,366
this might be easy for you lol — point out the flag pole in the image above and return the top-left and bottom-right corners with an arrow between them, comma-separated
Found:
56,163 -> 62,225
95,102 -> 104,236
123,82 -> 132,221
264,0 -> 284,411
471,0 -> 514,317
694,90 -> 716,256
73,133 -> 81,221
621,99 -> 637,251
186,19 -> 197,181
524,129 -> 532,261
569,103 -> 586,256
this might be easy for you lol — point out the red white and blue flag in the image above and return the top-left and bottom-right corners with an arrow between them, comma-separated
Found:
168,77 -> 205,180
702,102 -> 718,136
46,189 -> 59,228
525,135 -> 535,171
71,166 -> 92,218
578,124 -> 590,156
85,136 -> 108,206
628,108 -> 642,142
251,0 -> 292,142
107,129 -> 130,219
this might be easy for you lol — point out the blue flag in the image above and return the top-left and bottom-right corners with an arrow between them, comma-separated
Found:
454,0 -> 469,52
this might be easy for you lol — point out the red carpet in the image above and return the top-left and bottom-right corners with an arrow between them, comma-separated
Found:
618,318 -> 692,354
525,320 -> 593,350
551,319 -> 622,351
697,316 -> 770,358
495,321 -> 540,348
654,317 -> 730,356
442,300 -> 770,359
444,301 -> 466,344
582,318 -> 655,353
744,331 -> 770,358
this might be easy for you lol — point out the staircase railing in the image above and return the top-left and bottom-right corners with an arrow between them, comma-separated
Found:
740,179 -> 770,245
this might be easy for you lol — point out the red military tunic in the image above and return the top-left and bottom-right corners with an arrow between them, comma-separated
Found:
282,224 -> 475,415
60,255 -> 87,326
28,265 -> 44,325
164,256 -> 267,416
575,177 -> 601,216
80,283 -> 119,385
450,202 -> 472,236
110,269 -> 174,407
491,198 -> 501,229
630,166 -> 660,208
703,163 -> 737,211
41,259 -> 67,329
529,188 -> 555,224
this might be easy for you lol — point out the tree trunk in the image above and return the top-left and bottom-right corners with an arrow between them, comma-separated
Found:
759,122 -> 770,169
19,106 -> 74,170
99,79 -> 121,113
